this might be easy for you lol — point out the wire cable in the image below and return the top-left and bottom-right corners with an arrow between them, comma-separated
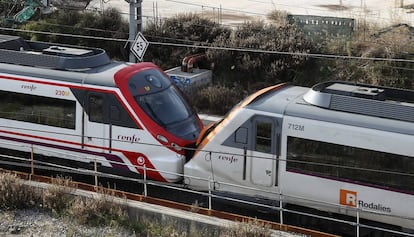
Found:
1,26 -> 414,65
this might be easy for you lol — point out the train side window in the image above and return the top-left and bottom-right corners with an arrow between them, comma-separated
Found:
255,122 -> 272,153
287,136 -> 414,193
0,90 -> 76,129
235,127 -> 248,144
107,94 -> 137,128
86,92 -> 137,128
89,94 -> 104,123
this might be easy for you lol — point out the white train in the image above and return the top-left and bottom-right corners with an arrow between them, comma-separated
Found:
184,81 -> 414,231
0,34 -> 203,182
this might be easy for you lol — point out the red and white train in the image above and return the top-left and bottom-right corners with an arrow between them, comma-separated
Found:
0,34 -> 202,182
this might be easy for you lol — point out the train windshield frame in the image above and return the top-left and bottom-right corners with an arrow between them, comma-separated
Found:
128,68 -> 200,140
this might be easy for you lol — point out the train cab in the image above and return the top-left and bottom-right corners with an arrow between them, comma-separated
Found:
114,62 -> 203,156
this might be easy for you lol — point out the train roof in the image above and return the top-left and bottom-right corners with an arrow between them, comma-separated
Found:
0,34 -> 129,87
246,81 -> 414,136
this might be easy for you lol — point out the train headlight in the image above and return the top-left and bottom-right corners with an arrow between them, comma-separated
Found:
171,143 -> 182,151
157,134 -> 168,144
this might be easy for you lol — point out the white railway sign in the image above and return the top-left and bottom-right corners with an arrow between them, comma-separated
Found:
131,32 -> 149,61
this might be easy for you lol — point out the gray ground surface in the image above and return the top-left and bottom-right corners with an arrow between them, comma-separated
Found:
0,209 -> 133,237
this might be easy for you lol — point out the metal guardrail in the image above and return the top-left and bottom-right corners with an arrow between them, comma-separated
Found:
0,141 -> 413,237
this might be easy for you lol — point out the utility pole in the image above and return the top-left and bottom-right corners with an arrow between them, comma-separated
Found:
128,0 -> 143,63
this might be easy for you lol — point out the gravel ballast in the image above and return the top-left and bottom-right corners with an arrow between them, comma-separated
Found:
0,209 -> 133,237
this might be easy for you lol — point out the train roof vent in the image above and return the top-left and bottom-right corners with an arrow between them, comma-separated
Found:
0,34 -> 110,70
303,81 -> 414,122
42,46 -> 94,57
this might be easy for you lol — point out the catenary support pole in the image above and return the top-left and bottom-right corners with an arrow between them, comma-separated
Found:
129,0 -> 143,63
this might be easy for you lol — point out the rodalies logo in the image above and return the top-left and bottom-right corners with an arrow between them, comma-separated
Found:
339,189 -> 391,213
340,189 -> 357,207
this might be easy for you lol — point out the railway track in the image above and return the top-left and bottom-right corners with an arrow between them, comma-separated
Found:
0,153 -> 410,237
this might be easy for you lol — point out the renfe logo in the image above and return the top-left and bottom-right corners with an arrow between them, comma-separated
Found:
339,189 -> 392,213
117,134 -> 140,143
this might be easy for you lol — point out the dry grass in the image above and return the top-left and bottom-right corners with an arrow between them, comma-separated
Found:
191,84 -> 247,115
0,173 -> 131,231
320,22 -> 414,88
0,173 -> 41,210
42,175 -> 75,216
66,187 -> 129,227
222,219 -> 273,237
266,10 -> 289,27
0,173 -> 276,236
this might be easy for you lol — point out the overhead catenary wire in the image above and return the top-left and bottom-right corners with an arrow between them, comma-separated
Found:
1,26 -> 414,65
2,0 -> 414,41
19,7 -> 414,42
16,15 -> 414,56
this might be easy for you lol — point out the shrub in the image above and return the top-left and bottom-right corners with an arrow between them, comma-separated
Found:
144,13 -> 231,70
0,1 -> 23,19
21,8 -> 129,60
0,173 -> 279,236
42,176 -> 75,216
0,173 -> 41,210
67,188 -> 128,227
206,19 -> 316,88
221,219 -> 273,237
191,84 -> 248,115
321,23 -> 414,88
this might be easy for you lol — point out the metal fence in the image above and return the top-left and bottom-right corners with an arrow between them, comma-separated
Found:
0,139 -> 413,237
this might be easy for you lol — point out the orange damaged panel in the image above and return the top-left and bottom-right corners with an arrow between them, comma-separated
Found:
194,83 -> 290,156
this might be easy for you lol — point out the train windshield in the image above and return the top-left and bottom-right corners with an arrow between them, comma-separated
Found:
136,86 -> 192,125
129,68 -> 200,140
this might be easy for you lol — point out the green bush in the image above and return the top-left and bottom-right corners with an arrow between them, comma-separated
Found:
206,20 -> 317,89
320,23 -> 414,88
21,8 -> 129,60
144,13 -> 231,69
191,84 -> 247,115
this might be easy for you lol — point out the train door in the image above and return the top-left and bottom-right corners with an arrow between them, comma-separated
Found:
83,92 -> 110,153
248,116 -> 280,187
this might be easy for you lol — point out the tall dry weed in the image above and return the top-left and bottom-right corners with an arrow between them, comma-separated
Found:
222,219 -> 272,237
42,175 -> 75,216
322,23 -> 413,88
67,188 -> 128,227
0,173 -> 41,210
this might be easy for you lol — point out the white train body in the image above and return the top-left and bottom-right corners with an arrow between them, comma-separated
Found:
0,35 -> 202,182
184,82 -> 414,230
